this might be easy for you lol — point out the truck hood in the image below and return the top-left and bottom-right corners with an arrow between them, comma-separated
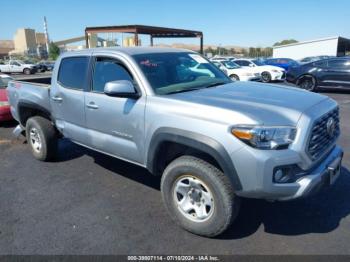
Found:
168,82 -> 329,126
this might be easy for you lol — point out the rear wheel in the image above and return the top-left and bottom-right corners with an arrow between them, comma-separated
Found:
261,71 -> 272,83
230,74 -> 240,81
26,116 -> 58,161
297,75 -> 317,91
161,155 -> 240,237
23,68 -> 31,75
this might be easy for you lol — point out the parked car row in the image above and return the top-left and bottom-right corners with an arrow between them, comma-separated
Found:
0,60 -> 55,75
209,54 -> 350,91
209,57 -> 286,83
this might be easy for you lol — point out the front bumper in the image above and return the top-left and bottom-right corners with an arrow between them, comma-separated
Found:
272,71 -> 286,81
233,145 -> 343,201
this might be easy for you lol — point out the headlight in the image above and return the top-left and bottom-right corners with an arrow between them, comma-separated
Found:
272,69 -> 281,73
231,125 -> 297,149
0,101 -> 10,107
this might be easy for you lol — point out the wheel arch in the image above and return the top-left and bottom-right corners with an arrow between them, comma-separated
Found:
147,127 -> 242,191
296,73 -> 317,85
17,100 -> 52,127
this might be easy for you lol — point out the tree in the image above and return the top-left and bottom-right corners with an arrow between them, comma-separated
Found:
49,42 -> 60,60
273,39 -> 298,47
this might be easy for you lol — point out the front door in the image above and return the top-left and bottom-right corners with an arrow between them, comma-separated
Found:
323,59 -> 350,88
84,55 -> 146,164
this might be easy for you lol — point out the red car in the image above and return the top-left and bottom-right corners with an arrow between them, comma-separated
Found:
0,74 -> 13,122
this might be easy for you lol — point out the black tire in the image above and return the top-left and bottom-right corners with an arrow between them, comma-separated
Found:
26,116 -> 58,161
230,74 -> 240,81
23,68 -> 31,75
261,71 -> 272,83
161,155 -> 240,237
297,75 -> 317,92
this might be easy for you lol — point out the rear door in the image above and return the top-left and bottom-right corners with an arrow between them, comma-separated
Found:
50,56 -> 90,144
84,54 -> 146,164
323,59 -> 350,88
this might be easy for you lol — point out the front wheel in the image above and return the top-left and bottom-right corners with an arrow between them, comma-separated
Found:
230,74 -> 240,81
161,156 -> 240,237
26,116 -> 58,161
261,71 -> 272,83
23,68 -> 31,75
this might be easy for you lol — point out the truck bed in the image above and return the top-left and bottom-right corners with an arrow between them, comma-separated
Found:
7,78 -> 52,124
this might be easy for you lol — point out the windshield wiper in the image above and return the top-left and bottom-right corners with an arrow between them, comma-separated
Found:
203,81 -> 228,89
166,87 -> 203,95
166,82 -> 228,95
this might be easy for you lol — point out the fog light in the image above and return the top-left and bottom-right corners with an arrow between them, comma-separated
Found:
273,167 -> 295,183
273,165 -> 308,184
274,169 -> 284,182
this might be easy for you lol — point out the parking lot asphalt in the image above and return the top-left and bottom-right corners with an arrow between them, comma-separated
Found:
0,81 -> 350,255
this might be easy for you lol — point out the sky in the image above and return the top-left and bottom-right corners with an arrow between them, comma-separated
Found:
2,0 -> 350,47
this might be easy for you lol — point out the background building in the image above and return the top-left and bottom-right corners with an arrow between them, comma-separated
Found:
273,36 -> 350,59
0,40 -> 14,59
9,28 -> 48,58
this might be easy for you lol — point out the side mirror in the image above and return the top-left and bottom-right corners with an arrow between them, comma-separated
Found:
104,80 -> 139,98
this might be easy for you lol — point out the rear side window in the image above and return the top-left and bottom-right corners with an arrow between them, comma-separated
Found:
58,57 -> 89,90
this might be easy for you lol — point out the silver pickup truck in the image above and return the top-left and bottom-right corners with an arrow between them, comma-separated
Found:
7,47 -> 343,237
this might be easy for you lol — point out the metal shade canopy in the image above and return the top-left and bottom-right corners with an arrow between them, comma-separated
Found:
85,24 -> 204,54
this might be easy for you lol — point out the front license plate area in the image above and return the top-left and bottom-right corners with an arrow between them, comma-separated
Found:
328,156 -> 342,185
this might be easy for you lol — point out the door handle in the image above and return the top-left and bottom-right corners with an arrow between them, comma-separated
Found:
86,102 -> 99,109
52,96 -> 63,102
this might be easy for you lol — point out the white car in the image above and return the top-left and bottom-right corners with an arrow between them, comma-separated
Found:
212,61 -> 260,81
210,57 -> 229,62
234,59 -> 285,83
0,60 -> 37,75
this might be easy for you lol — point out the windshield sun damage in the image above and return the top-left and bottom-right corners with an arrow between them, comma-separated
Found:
133,52 -> 231,95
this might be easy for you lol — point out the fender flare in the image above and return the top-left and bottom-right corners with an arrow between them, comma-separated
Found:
17,100 -> 52,126
147,127 -> 242,191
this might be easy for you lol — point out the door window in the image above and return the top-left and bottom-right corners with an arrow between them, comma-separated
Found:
235,60 -> 251,66
10,61 -> 20,66
92,57 -> 134,93
57,57 -> 89,90
328,59 -> 347,69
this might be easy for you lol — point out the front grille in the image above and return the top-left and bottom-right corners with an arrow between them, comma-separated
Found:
307,107 -> 340,160
281,72 -> 286,79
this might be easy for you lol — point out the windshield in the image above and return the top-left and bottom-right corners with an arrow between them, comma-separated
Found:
0,77 -> 12,89
252,59 -> 265,66
222,61 -> 241,69
133,52 -> 231,95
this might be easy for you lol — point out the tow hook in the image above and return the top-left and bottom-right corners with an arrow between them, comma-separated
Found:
13,125 -> 25,139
